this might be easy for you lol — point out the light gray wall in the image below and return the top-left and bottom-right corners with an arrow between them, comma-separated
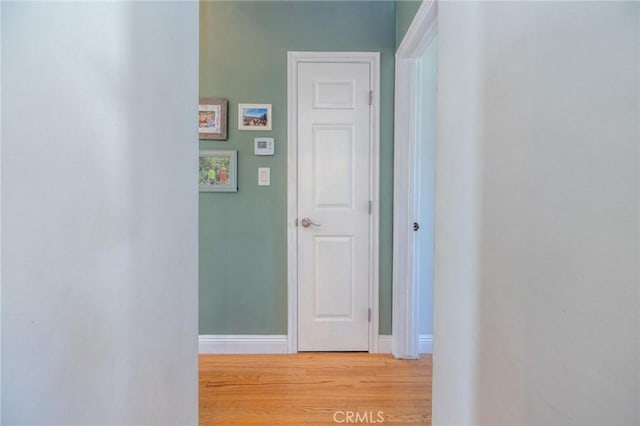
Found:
417,36 -> 437,337
434,2 -> 639,425
432,3 -> 484,423
1,2 -> 199,425
0,3 -> 3,421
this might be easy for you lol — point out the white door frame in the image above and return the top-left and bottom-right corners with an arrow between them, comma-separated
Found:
287,51 -> 381,354
392,1 -> 438,359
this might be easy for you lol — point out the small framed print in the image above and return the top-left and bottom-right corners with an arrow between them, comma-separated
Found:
238,103 -> 272,131
199,98 -> 228,140
199,150 -> 238,193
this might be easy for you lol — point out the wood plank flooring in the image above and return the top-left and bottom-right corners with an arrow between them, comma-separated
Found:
200,353 -> 432,425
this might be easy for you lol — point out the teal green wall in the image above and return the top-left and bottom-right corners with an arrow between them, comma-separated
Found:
200,1 -> 396,335
396,0 -> 423,47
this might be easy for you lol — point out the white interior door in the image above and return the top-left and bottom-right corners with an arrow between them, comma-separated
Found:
296,61 -> 372,351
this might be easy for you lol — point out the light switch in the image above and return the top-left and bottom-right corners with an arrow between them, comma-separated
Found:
258,167 -> 270,186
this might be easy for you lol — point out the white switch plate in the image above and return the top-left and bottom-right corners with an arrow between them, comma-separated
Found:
258,167 -> 270,186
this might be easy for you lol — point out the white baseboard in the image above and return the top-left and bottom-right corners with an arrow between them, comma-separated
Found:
419,334 -> 433,354
376,334 -> 433,355
199,334 -> 432,355
377,335 -> 393,353
199,335 -> 288,354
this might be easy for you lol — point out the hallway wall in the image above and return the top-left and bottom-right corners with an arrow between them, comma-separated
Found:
434,2 -> 639,424
396,0 -> 423,48
1,3 -> 199,424
199,1 -> 396,335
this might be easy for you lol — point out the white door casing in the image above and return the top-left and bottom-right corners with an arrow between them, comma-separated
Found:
393,0 -> 438,359
287,52 -> 380,353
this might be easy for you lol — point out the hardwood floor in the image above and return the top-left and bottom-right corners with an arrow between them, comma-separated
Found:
200,353 -> 432,425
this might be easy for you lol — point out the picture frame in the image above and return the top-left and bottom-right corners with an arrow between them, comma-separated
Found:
199,150 -> 238,192
238,103 -> 272,131
199,98 -> 228,140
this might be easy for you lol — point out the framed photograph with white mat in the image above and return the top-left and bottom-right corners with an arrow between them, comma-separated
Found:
238,103 -> 272,131
199,98 -> 228,140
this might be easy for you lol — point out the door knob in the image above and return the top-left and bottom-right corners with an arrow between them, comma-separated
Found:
301,217 -> 321,228
413,222 -> 420,231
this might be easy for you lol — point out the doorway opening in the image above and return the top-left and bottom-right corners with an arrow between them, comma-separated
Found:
392,0 -> 438,359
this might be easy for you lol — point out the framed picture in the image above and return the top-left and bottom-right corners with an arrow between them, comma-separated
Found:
199,98 -> 228,140
238,103 -> 272,131
199,150 -> 238,192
